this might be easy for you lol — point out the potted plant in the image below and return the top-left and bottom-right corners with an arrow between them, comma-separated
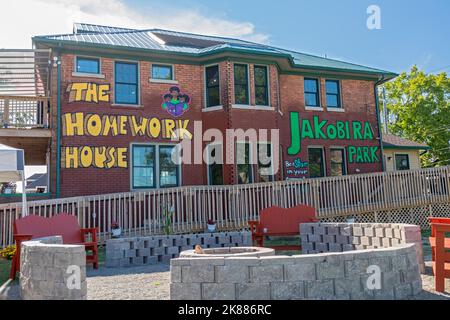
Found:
111,221 -> 121,238
207,219 -> 216,233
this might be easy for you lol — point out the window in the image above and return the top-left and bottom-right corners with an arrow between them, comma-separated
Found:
132,145 -> 155,189
159,146 -> 179,188
326,80 -> 341,108
308,147 -> 325,178
207,144 -> 223,185
395,154 -> 410,171
115,61 -> 138,105
258,143 -> 273,182
236,142 -> 253,184
254,65 -> 269,106
205,65 -> 220,107
131,144 -> 180,189
234,64 -> 249,105
76,57 -> 100,74
152,64 -> 173,80
330,148 -> 346,176
304,78 -> 320,107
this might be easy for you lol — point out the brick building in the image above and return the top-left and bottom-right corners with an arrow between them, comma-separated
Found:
22,23 -> 397,198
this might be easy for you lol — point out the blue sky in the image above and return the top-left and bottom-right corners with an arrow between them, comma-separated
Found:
2,0 -> 449,74
129,0 -> 449,74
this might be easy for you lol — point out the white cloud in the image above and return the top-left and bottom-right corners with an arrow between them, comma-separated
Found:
0,0 -> 269,48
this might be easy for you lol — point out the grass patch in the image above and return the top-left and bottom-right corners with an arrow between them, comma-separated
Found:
263,236 -> 301,256
0,258 -> 12,286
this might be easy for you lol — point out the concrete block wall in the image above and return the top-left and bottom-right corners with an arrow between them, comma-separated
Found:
20,236 -> 87,300
169,243 -> 422,300
300,223 -> 425,273
105,231 -> 252,268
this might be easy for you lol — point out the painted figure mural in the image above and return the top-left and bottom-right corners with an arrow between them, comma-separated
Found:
162,86 -> 190,117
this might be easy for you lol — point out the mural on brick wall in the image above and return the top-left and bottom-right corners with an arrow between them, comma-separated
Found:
284,112 -> 381,178
161,86 -> 190,117
60,113 -> 192,169
61,85 -> 193,169
285,158 -> 309,179
66,82 -> 110,103
287,112 -> 380,163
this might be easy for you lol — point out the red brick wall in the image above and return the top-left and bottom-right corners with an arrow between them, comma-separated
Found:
57,54 -> 205,197
50,54 -> 382,198
279,74 -> 382,178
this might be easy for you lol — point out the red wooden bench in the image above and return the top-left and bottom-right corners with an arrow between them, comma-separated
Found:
428,217 -> 450,292
10,213 -> 98,280
248,205 -> 318,250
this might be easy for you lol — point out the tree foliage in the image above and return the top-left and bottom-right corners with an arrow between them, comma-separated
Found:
382,66 -> 450,167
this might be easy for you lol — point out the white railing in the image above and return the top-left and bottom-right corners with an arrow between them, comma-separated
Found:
0,97 -> 49,128
1,166 -> 449,247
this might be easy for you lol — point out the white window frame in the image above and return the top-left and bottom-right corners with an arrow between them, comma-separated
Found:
206,142 -> 224,185
304,77 -> 323,111
73,55 -> 105,79
149,63 -> 178,84
113,59 -> 142,107
329,146 -> 347,176
307,146 -> 326,178
130,142 -> 182,190
325,78 -> 344,112
253,64 -> 271,107
256,141 -> 275,182
204,63 -> 222,109
235,141 -> 254,184
232,62 -> 251,107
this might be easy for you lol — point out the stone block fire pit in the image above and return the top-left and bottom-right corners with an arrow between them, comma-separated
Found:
170,223 -> 424,300
179,246 -> 274,258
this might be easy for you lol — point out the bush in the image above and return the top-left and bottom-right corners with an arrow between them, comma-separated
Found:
0,245 -> 16,260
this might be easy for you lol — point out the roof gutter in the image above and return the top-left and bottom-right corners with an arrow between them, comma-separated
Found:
55,52 -> 61,198
375,74 -> 387,172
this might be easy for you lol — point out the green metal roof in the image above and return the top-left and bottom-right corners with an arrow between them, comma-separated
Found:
33,23 -> 397,79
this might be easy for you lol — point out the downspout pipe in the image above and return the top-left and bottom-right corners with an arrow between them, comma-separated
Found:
55,53 -> 61,198
374,75 -> 386,172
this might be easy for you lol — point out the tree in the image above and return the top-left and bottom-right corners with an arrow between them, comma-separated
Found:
381,66 -> 450,167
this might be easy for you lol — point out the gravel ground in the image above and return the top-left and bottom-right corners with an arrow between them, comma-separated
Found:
87,263 -> 170,300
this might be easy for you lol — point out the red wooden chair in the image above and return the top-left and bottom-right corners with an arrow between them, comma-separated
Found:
428,217 -> 450,292
10,213 -> 98,280
248,205 -> 318,250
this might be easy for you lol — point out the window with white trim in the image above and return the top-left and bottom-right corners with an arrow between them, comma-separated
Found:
257,142 -> 273,182
206,144 -> 224,185
234,64 -> 249,105
205,65 -> 220,107
308,147 -> 325,178
254,65 -> 269,106
236,142 -> 253,184
152,64 -> 173,80
76,57 -> 100,74
131,144 -> 180,189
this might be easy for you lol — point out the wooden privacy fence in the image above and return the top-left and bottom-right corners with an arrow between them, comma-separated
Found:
1,166 -> 449,247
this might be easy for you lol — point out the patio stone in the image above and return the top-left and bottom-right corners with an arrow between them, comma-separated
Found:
236,283 -> 270,300
202,283 -> 235,300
